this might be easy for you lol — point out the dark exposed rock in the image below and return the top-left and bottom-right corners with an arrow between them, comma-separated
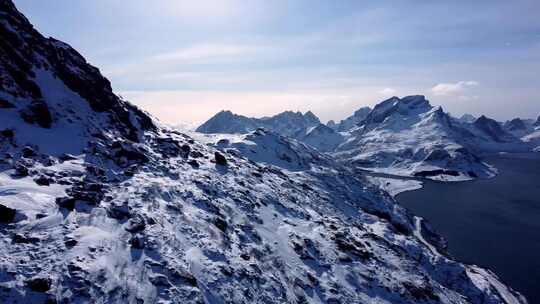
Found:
0,204 -> 16,223
129,234 -> 146,249
413,169 -> 460,178
467,171 -> 478,178
25,277 -> 51,292
22,146 -> 37,158
0,98 -> 15,108
65,182 -> 106,205
333,231 -> 372,261
107,201 -> 130,219
155,137 -> 184,157
149,274 -> 171,287
34,175 -> 52,186
35,213 -> 47,219
85,165 -> 105,177
190,150 -> 203,158
55,197 -> 76,211
188,160 -> 199,168
180,144 -> 191,158
125,214 -> 146,233
13,164 -> 29,177
112,141 -> 149,164
402,282 -> 440,301
1,129 -> 14,139
59,153 -> 77,161
19,100 -> 52,128
214,217 -> 228,232
214,152 -> 227,166
64,238 -> 78,248
13,233 -> 40,244
172,270 -> 198,287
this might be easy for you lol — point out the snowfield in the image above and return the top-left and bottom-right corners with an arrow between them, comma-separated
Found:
0,1 -> 530,303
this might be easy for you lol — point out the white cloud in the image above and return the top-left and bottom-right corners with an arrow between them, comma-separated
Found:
431,81 -> 479,96
379,87 -> 396,96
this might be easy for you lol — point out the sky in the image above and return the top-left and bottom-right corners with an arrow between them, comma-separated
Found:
14,0 -> 540,126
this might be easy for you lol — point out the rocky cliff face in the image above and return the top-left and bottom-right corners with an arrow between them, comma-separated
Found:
0,1 -> 528,303
0,1 -> 154,143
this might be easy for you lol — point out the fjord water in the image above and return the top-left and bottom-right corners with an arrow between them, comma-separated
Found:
397,153 -> 540,301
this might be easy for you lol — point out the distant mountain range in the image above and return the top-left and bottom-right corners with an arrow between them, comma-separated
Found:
196,95 -> 539,180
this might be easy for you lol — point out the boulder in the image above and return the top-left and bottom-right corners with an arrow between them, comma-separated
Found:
13,164 -> 29,177
129,234 -> 146,249
0,204 -> 16,223
0,129 -> 14,139
55,197 -> 76,211
22,146 -> 37,158
107,201 -> 130,219
19,100 -> 52,128
188,160 -> 199,168
125,214 -> 146,233
34,175 -> 52,186
25,277 -> 51,292
214,152 -> 227,166
0,98 -> 15,108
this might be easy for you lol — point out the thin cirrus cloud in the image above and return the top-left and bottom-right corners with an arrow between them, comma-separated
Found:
151,43 -> 263,63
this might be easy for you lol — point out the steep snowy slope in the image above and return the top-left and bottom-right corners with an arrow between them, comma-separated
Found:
0,2 -> 528,303
299,124 -> 344,152
330,106 -> 371,131
332,96 -> 498,180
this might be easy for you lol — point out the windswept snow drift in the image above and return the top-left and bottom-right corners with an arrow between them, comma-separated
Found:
0,1 -> 529,303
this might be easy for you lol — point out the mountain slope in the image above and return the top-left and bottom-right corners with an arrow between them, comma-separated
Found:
333,96 -> 498,180
331,106 -> 371,131
196,110 -> 321,138
0,2 -> 527,304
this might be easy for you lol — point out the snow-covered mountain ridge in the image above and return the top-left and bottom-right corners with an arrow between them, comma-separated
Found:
198,95 -> 537,181
0,1 -> 528,303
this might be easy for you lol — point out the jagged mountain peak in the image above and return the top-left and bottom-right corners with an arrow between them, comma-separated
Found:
303,110 -> 320,125
459,113 -> 477,123
331,106 -> 371,131
505,118 -> 527,131
0,0 -> 154,144
362,95 -> 431,126
473,115 -> 516,143
197,109 -> 321,138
